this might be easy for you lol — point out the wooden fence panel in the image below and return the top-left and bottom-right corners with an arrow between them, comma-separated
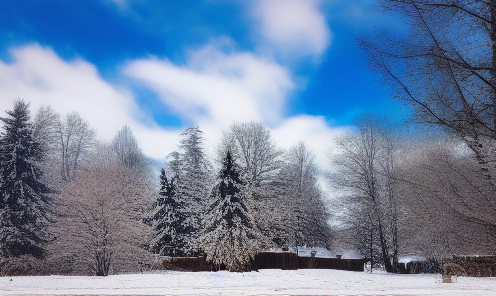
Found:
163,253 -> 366,272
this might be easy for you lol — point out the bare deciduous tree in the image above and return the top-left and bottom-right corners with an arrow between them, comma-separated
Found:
278,142 -> 332,251
59,112 -> 96,181
362,0 -> 496,180
49,145 -> 153,276
32,107 -> 96,184
222,122 -> 283,187
32,105 -> 60,157
330,116 -> 399,272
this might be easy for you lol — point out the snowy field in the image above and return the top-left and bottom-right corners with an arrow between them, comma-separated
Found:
1,269 -> 496,296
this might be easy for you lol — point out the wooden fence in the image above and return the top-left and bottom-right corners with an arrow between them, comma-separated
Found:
163,252 -> 366,272
397,259 -> 441,274
163,256 -> 218,272
254,252 -> 298,270
297,256 -> 366,272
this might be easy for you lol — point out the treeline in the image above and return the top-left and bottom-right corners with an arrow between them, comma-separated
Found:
340,0 -> 496,273
0,100 -> 331,275
329,115 -> 496,273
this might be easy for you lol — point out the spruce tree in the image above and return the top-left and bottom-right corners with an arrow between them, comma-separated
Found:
150,168 -> 185,257
176,126 -> 210,255
0,100 -> 50,259
201,151 -> 261,272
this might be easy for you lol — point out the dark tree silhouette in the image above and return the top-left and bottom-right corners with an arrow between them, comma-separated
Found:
150,168 -> 186,257
201,151 -> 261,272
0,100 -> 50,259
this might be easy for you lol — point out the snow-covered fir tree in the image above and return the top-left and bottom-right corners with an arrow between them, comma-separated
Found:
175,126 -> 211,255
149,168 -> 186,257
201,151 -> 261,272
0,100 -> 50,259
220,122 -> 284,247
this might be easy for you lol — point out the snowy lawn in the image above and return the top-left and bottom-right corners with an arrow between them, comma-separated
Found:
1,269 -> 495,296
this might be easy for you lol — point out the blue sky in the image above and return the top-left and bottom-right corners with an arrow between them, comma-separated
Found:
0,0 -> 410,169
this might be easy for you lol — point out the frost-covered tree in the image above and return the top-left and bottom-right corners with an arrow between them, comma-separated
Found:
112,125 -> 148,171
0,100 -> 50,259
279,142 -> 331,250
149,168 -> 185,257
395,139 -> 496,261
175,126 -> 211,255
330,116 -> 399,272
220,122 -> 283,245
49,145 -> 153,276
32,105 -> 60,158
32,106 -> 63,188
166,151 -> 181,177
222,122 -> 283,186
32,108 -> 96,183
59,112 -> 96,181
201,151 -> 261,272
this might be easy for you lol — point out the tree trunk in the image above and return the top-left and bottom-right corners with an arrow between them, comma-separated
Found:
378,219 -> 393,273
491,2 -> 496,136
95,248 -> 112,276
370,227 -> 373,273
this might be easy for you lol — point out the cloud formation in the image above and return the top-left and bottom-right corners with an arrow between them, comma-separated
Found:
0,43 -> 349,172
125,45 -> 294,129
125,43 -> 350,170
253,0 -> 331,61
0,44 -> 181,160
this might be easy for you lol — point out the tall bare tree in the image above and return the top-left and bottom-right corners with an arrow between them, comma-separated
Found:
278,142 -> 332,250
32,106 -> 62,185
330,116 -> 399,272
32,105 -> 60,157
362,0 -> 496,180
222,122 -> 283,187
59,112 -> 96,181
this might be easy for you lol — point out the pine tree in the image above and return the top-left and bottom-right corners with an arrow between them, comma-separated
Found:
0,100 -> 50,259
201,151 -> 261,272
150,168 -> 185,257
176,126 -> 211,255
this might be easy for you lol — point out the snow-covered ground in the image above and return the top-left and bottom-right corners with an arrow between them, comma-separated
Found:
1,269 -> 495,295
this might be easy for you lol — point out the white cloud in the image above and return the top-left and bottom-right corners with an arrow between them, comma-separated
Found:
0,44 -> 180,161
125,44 -> 351,172
0,44 -> 351,176
253,0 -> 331,60
125,45 -> 294,128
272,115 -> 351,172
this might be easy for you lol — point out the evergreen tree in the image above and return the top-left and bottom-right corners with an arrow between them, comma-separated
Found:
176,126 -> 211,255
150,168 -> 185,257
201,151 -> 261,272
0,100 -> 50,259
